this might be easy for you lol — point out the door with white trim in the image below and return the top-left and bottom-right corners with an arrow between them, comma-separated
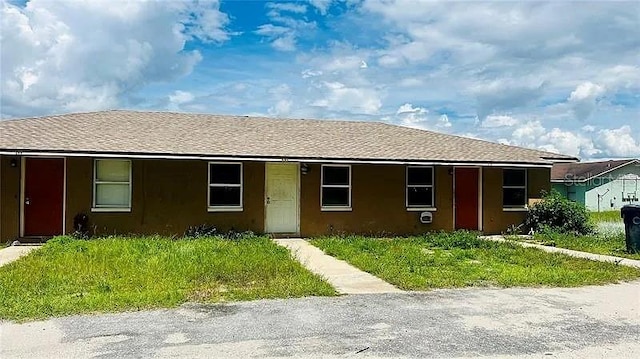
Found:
454,167 -> 481,231
265,163 -> 299,233
23,157 -> 65,236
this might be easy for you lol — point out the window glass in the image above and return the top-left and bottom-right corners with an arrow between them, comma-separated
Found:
94,160 -> 131,208
96,160 -> 130,182
503,169 -> 527,207
407,166 -> 434,207
210,164 -> 241,184
209,163 -> 242,208
503,188 -> 526,207
321,165 -> 351,208
407,167 -> 433,186
322,187 -> 350,207
407,187 -> 433,207
323,166 -> 350,186
96,184 -> 130,207
209,187 -> 242,207
503,169 -> 526,187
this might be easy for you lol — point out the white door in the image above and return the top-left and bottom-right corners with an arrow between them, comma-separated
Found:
265,163 -> 299,233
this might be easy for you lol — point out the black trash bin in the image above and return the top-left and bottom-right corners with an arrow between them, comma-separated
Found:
621,204 -> 640,253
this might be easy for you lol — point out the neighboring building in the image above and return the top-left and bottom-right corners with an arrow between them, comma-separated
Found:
552,159 -> 640,211
0,110 -> 576,241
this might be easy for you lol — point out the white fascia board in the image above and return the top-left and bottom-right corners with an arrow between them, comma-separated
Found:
0,150 -> 553,168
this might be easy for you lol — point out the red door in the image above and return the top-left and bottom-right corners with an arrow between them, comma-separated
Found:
455,168 -> 479,230
24,158 -> 65,237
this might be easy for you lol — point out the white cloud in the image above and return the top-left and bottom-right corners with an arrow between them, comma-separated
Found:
1,0 -> 229,117
312,82 -> 381,115
321,55 -> 369,72
266,2 -> 307,14
567,81 -> 605,120
569,82 -> 606,102
391,103 -> 451,130
398,78 -> 423,87
301,69 -> 323,78
481,115 -> 519,128
511,121 -> 546,145
272,33 -> 297,52
168,90 -> 195,109
599,65 -> 640,89
267,84 -> 294,116
397,103 -> 425,115
471,79 -> 546,119
537,128 -> 600,158
309,0 -> 334,15
358,0 -> 638,124
255,24 -> 290,37
256,1 -> 316,52
268,99 -> 293,116
503,121 -> 606,158
437,114 -> 452,128
596,126 -> 640,157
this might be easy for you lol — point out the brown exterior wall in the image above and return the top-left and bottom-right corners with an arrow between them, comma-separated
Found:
299,164 -> 454,236
482,167 -> 551,234
0,156 -> 21,243
0,155 -> 552,242
65,158 -> 265,237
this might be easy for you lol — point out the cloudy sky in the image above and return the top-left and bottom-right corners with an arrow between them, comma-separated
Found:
2,0 -> 639,159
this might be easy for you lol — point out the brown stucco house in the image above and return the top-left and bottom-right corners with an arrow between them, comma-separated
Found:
0,110 -> 577,241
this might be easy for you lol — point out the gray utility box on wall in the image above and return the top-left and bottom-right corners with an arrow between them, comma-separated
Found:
621,204 -> 640,253
420,212 -> 433,224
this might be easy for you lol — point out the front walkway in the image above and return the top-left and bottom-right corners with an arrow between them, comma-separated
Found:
0,245 -> 40,267
480,235 -> 640,268
273,238 -> 401,294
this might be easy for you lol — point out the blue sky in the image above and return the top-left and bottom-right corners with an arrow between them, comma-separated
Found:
2,0 -> 639,159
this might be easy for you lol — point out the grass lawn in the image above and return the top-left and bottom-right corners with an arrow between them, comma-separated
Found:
528,232 -> 640,261
589,210 -> 621,223
311,232 -> 640,291
0,236 -> 335,321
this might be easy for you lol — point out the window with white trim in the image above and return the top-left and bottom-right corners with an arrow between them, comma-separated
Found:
321,165 -> 351,209
209,163 -> 242,210
93,159 -> 131,209
503,169 -> 527,208
407,166 -> 434,208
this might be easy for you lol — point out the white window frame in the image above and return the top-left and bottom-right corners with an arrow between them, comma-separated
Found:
208,162 -> 243,212
321,164 -> 352,211
503,168 -> 528,210
92,159 -> 132,212
406,166 -> 436,211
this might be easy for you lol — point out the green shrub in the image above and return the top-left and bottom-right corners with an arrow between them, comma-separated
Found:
525,190 -> 594,235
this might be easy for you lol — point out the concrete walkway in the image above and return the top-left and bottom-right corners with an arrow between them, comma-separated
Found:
273,238 -> 401,294
0,245 -> 39,267
480,235 -> 640,268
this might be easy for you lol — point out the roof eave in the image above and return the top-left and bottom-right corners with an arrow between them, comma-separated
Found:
0,149 -> 556,168
551,159 -> 640,182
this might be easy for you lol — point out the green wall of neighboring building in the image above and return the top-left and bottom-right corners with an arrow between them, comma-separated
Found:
552,183 -> 586,206
553,163 -> 640,211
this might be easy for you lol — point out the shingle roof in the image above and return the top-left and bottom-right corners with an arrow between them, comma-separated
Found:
551,159 -> 639,181
0,110 -> 577,165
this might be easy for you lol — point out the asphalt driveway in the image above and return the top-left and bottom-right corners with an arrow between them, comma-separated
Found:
2,281 -> 639,358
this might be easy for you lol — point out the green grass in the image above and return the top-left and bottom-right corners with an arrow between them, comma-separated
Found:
0,236 -> 335,321
311,232 -> 640,290
590,210 -> 621,223
530,232 -> 640,260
